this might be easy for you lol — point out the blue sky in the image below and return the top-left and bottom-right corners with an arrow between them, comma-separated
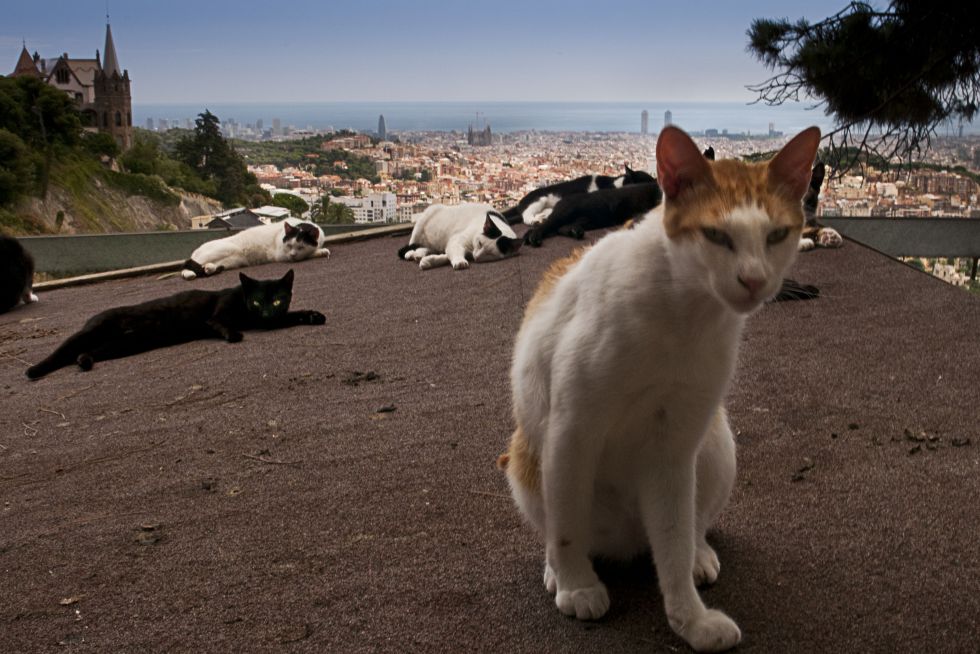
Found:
3,0 -> 853,104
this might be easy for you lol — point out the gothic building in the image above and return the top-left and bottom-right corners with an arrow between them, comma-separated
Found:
10,23 -> 132,150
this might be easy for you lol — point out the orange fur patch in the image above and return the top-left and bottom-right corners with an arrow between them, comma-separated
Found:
499,426 -> 541,492
523,246 -> 590,320
663,159 -> 805,239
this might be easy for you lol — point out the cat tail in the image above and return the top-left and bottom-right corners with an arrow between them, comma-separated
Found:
25,332 -> 94,380
500,205 -> 524,225
181,259 -> 208,280
771,278 -> 820,302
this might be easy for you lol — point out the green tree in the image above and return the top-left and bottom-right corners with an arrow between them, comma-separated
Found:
0,129 -> 36,205
311,196 -> 355,225
175,110 -> 259,206
81,131 -> 120,159
747,2 -> 980,169
270,193 -> 309,216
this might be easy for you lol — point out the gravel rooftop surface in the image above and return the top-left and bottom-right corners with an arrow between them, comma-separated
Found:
1,227 -> 978,653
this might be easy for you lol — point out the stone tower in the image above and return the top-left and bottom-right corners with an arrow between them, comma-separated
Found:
92,22 -> 132,150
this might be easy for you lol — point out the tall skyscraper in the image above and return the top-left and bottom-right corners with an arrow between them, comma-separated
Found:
378,114 -> 387,140
641,110 -> 649,135
272,118 -> 281,135
664,110 -> 673,128
256,118 -> 263,131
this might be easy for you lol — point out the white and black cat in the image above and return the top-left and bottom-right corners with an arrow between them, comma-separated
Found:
1,235 -> 38,314
500,125 -> 821,652
502,165 -> 656,225
398,203 -> 522,270
800,162 -> 843,250
523,181 -> 663,247
182,218 -> 331,280
26,269 -> 324,379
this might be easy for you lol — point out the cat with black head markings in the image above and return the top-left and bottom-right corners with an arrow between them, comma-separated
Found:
523,180 -> 663,247
398,203 -> 522,270
799,162 -> 843,250
500,125 -> 821,652
181,218 -> 330,280
1,235 -> 38,314
26,269 -> 324,379
502,165 -> 655,226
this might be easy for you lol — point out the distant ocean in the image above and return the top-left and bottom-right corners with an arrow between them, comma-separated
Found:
132,101 -> 976,137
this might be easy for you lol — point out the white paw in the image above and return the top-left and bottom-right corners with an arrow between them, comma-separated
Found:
798,237 -> 815,252
203,263 -> 219,274
673,608 -> 741,653
419,257 -> 435,270
452,260 -> 470,270
317,248 -> 331,258
555,582 -> 610,621
181,269 -> 197,280
543,563 -> 557,594
693,543 -> 721,587
818,228 -> 843,248
27,293 -> 39,303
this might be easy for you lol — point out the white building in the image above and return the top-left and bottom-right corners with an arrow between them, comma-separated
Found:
335,193 -> 398,224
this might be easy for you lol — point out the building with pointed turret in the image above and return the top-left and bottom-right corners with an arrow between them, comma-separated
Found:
9,22 -> 132,150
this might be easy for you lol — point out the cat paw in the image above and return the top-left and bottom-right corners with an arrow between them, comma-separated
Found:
524,230 -> 544,247
543,563 -> 557,594
306,311 -> 327,325
693,543 -> 721,586
452,260 -> 470,270
672,609 -> 741,653
26,293 -> 39,303
316,248 -> 331,258
555,582 -> 610,621
76,354 -> 94,371
567,226 -> 585,239
418,256 -> 436,270
798,237 -> 815,252
203,263 -> 219,275
181,269 -> 198,280
226,331 -> 243,343
818,228 -> 843,248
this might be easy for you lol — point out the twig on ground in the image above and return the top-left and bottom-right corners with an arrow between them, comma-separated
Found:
39,407 -> 67,420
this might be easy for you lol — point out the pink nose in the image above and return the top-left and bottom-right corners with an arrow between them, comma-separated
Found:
738,276 -> 766,295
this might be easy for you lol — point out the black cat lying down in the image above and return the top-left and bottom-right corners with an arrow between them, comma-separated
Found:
502,166 -> 655,225
523,181 -> 663,247
26,270 -> 325,379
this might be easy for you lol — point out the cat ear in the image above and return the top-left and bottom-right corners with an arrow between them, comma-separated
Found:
281,269 -> 295,287
656,126 -> 714,200
625,164 -> 634,174
483,214 -> 502,239
283,222 -> 297,241
239,272 -> 254,288
702,146 -> 715,161
768,126 -> 822,200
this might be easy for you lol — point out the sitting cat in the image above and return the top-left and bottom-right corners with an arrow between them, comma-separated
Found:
1,235 -> 39,314
502,165 -> 655,225
397,203 -> 522,270
181,218 -> 331,280
799,162 -> 843,250
26,269 -> 324,379
500,125 -> 821,651
523,181 -> 663,247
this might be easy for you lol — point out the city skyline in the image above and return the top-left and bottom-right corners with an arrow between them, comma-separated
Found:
3,0 -> 850,104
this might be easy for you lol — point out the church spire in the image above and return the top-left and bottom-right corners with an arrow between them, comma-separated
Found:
12,44 -> 40,78
102,21 -> 121,77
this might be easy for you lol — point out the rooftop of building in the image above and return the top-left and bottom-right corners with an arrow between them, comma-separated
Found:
1,226 -> 978,652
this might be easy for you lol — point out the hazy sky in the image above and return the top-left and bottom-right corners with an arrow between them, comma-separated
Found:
3,0 -> 853,104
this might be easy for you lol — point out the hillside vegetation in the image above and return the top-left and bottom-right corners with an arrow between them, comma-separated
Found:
0,78 -> 260,235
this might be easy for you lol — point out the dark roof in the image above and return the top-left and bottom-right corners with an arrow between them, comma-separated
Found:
1,229 -> 978,652
206,210 -> 263,229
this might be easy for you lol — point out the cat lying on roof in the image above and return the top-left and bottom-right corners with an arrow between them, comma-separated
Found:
182,218 -> 331,280
398,203 -> 522,270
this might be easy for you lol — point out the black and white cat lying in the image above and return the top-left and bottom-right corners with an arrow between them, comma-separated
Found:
523,181 -> 663,247
26,269 -> 325,379
398,203 -> 522,270
502,165 -> 655,225
182,218 -> 330,280
1,235 -> 38,315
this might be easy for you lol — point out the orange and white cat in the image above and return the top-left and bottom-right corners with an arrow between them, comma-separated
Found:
501,125 -> 821,652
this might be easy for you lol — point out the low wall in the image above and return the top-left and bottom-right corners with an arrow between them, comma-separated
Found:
21,223 -> 387,277
821,217 -> 980,258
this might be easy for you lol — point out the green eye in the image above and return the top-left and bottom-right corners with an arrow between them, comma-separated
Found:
701,227 -> 734,250
767,227 -> 790,245
252,300 -> 261,307
273,299 -> 282,307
